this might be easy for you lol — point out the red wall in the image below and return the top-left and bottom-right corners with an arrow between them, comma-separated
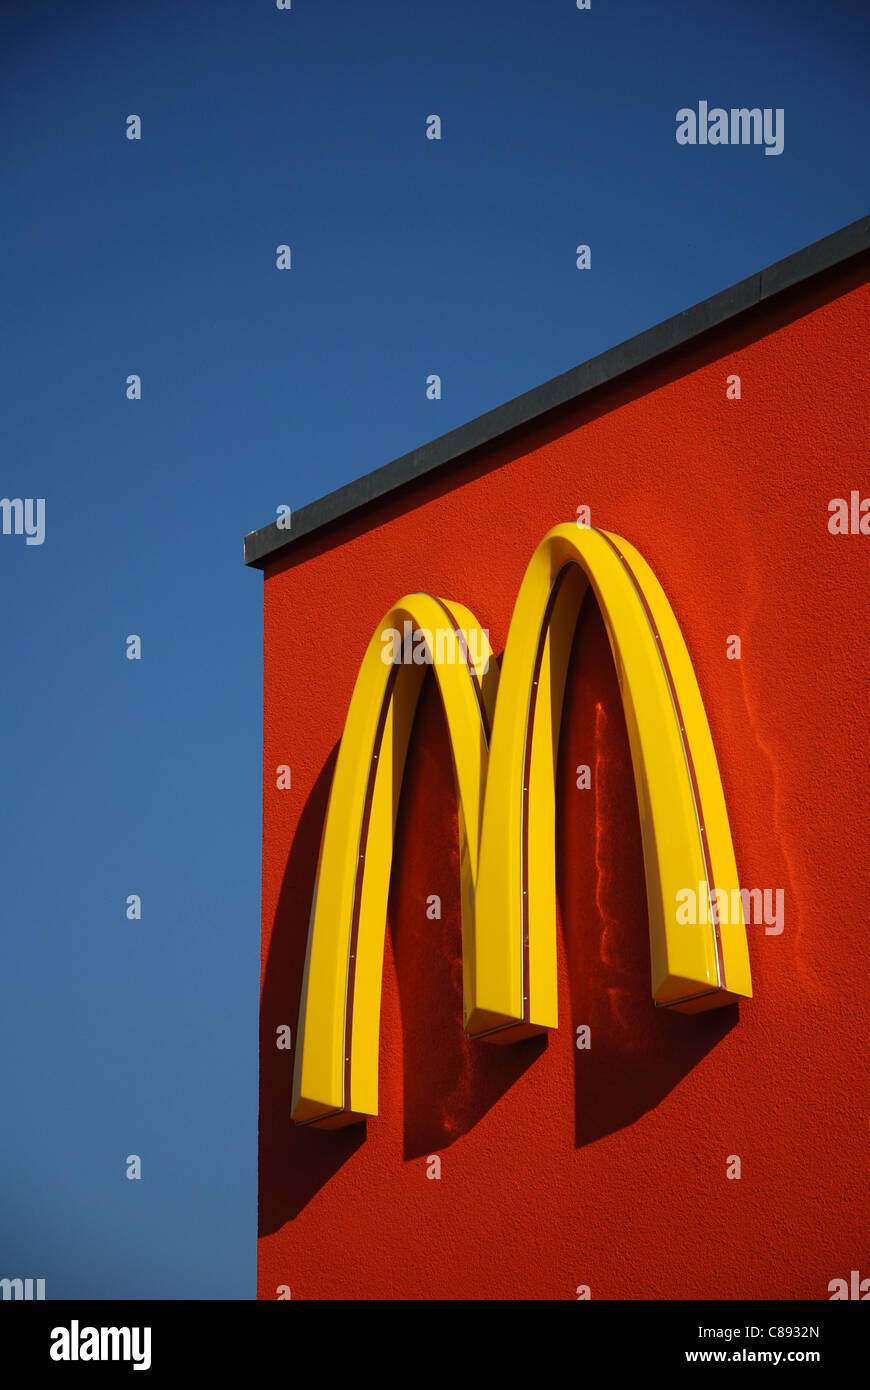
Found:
258,255 -> 870,1300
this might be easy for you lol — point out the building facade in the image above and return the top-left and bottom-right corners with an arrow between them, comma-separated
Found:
246,216 -> 870,1300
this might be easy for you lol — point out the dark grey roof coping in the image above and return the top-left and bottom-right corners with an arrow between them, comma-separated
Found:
244,213 -> 870,569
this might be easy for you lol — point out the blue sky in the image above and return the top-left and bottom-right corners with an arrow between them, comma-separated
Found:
1,0 -> 867,1299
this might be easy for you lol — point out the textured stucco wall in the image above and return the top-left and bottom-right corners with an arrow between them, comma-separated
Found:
257,255 -> 870,1300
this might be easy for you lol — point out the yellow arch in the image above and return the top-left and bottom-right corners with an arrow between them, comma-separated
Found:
291,525 -> 752,1127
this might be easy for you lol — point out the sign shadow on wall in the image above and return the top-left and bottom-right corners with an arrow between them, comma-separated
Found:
557,594 -> 737,1150
388,676 -> 548,1163
259,748 -> 365,1237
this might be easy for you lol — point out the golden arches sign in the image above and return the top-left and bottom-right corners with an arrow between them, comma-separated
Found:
291,524 -> 752,1128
